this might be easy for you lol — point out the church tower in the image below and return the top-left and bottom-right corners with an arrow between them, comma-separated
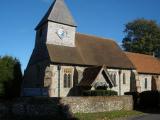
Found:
35,0 -> 77,47
23,0 -> 77,96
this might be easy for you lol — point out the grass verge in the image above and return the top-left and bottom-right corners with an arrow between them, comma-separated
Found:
74,110 -> 143,120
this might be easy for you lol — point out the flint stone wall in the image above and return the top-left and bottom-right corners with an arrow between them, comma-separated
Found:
61,96 -> 133,113
0,96 -> 133,117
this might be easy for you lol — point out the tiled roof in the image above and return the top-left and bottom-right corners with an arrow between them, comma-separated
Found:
47,33 -> 135,69
79,65 -> 116,87
79,66 -> 102,86
126,52 -> 160,74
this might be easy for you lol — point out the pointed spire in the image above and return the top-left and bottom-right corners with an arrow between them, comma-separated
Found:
35,0 -> 76,30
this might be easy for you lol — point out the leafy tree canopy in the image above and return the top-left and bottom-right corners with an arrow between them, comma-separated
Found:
122,18 -> 160,57
0,55 -> 22,99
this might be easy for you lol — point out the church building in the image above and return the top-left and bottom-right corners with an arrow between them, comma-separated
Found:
22,0 -> 159,97
126,52 -> 160,92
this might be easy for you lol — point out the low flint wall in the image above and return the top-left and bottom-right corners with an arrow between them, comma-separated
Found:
0,96 -> 133,119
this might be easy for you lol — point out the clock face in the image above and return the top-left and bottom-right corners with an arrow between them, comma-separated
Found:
56,28 -> 67,40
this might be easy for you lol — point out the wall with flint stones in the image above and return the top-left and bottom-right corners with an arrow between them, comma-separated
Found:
0,96 -> 133,118
61,96 -> 133,113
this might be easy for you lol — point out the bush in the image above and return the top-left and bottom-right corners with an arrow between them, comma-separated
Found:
139,91 -> 160,108
83,90 -> 118,96
124,92 -> 139,108
96,86 -> 107,90
0,56 -> 22,99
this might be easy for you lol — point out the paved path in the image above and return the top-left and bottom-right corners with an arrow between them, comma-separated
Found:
127,114 -> 160,120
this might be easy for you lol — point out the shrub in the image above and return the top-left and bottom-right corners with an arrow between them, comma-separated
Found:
83,90 -> 118,96
139,91 -> 160,108
94,82 -> 108,90
124,92 -> 139,108
96,86 -> 107,90
0,56 -> 22,99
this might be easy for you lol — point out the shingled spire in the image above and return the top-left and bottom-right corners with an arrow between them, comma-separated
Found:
35,0 -> 76,30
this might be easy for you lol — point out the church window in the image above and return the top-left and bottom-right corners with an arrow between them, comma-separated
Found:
109,72 -> 117,86
114,74 -> 117,85
145,78 -> 147,89
110,73 -> 113,80
73,69 -> 79,86
123,73 -> 126,84
68,74 -> 71,88
64,68 -> 72,88
64,73 -> 67,88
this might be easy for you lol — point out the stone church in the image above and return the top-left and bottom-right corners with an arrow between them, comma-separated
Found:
22,0 -> 160,97
126,52 -> 160,92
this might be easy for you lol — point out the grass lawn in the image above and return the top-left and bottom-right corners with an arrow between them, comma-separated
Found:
74,110 -> 143,120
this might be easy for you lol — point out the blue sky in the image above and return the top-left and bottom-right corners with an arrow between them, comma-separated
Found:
0,0 -> 160,72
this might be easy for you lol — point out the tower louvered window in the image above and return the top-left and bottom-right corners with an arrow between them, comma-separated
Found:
64,68 -> 72,88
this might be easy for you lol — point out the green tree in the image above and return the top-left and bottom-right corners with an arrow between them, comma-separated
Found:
0,56 -> 22,99
122,19 -> 160,57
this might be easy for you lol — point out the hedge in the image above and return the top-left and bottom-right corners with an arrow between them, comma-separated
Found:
139,91 -> 160,108
124,92 -> 139,108
83,90 -> 118,96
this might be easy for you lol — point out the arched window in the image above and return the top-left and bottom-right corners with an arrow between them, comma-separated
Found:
123,73 -> 126,84
64,73 -> 67,88
68,74 -> 71,88
110,74 -> 113,80
64,68 -> 72,88
145,78 -> 147,89
114,74 -> 117,85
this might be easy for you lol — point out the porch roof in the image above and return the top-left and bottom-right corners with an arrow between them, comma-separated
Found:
79,65 -> 116,87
